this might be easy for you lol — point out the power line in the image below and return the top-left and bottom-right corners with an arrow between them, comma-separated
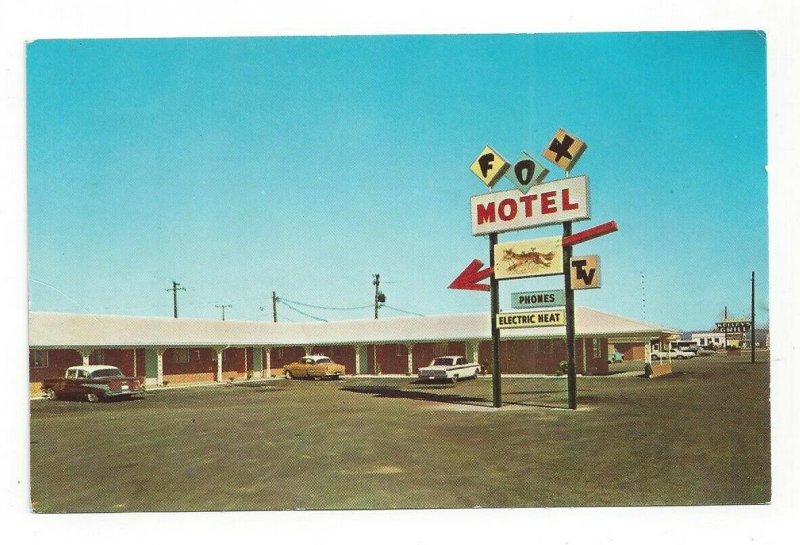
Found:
280,300 -> 328,322
381,304 -> 425,317
278,297 -> 372,311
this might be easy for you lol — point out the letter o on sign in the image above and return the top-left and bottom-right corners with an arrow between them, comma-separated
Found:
514,159 -> 535,186
498,199 -> 517,221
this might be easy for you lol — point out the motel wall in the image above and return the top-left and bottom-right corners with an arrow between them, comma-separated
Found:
29,336 -> 610,394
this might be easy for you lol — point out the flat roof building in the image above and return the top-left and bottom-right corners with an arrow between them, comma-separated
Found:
28,308 -> 676,394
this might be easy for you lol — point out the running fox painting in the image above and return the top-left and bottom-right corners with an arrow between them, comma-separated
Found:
493,237 -> 564,280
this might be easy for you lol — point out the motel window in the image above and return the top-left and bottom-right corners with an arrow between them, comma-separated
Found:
32,350 -> 48,369
593,339 -> 601,358
396,345 -> 405,357
89,350 -> 105,366
433,343 -> 448,357
174,348 -> 190,364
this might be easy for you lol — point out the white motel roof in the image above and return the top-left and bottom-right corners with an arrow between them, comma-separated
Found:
29,309 -> 676,349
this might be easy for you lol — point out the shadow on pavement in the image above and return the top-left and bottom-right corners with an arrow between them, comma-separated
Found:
341,385 -> 488,407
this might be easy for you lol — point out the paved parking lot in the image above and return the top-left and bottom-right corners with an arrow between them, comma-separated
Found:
29,354 -> 770,512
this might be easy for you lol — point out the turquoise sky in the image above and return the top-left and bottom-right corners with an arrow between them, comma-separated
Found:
27,32 -> 768,330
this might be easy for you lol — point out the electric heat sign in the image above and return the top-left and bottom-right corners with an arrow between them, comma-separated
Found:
470,175 -> 590,236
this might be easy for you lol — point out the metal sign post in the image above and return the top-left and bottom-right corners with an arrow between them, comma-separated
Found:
563,220 -> 577,409
489,232 -> 502,408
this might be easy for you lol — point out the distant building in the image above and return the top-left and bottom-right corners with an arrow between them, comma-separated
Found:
684,327 -> 769,349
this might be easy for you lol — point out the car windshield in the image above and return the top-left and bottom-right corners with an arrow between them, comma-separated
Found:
314,358 -> 332,364
90,368 -> 124,378
433,358 -> 454,366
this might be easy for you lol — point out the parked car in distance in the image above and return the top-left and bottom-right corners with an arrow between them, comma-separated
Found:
682,345 -> 715,356
283,355 -> 346,380
652,349 -> 695,360
41,365 -> 145,402
608,350 -> 624,363
418,356 -> 480,383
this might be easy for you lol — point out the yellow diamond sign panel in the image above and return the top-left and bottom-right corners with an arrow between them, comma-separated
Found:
542,129 -> 587,171
469,145 -> 510,188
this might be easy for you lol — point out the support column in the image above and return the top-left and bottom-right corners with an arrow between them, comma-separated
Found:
405,344 -> 415,376
582,338 -> 588,375
79,349 -> 92,365
157,348 -> 165,386
215,348 -> 225,382
354,346 -> 361,376
265,348 -> 272,379
469,342 -> 480,368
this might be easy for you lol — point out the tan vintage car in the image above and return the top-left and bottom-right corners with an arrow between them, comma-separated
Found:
283,355 -> 345,380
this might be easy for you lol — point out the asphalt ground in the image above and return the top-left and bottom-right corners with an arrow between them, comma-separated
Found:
29,353 -> 770,512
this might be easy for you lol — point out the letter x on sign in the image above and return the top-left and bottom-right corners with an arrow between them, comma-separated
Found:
542,129 -> 587,171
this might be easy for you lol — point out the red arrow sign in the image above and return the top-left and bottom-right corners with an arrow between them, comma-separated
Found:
562,220 -> 618,247
448,259 -> 493,292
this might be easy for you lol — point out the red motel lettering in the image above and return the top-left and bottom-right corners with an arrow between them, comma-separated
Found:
477,188 -> 581,225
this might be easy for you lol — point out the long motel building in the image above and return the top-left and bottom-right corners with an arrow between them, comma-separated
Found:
28,308 -> 676,395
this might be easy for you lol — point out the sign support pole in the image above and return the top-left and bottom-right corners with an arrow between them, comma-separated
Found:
751,271 -> 756,364
489,232 -> 502,408
563,220 -> 577,409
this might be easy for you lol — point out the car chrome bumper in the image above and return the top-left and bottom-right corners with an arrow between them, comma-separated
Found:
104,388 -> 144,397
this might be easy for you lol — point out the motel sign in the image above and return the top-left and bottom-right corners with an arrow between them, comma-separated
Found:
470,175 -> 590,236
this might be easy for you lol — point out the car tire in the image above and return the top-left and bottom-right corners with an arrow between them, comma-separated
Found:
42,388 -> 56,400
450,375 -> 458,384
284,370 -> 293,380
86,392 -> 100,403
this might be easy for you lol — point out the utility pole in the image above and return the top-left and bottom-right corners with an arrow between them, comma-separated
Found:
166,281 -> 186,318
724,305 -> 728,349
272,291 -> 278,323
751,271 -> 756,364
373,274 -> 385,319
215,304 -> 232,321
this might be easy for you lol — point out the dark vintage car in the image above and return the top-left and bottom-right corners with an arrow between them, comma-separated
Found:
41,365 -> 145,402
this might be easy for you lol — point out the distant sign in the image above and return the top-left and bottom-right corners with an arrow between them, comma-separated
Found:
569,255 -> 601,290
471,175 -> 590,236
716,321 -> 751,333
542,129 -> 587,171
469,145 -> 510,188
511,289 -> 565,309
497,310 -> 566,329
493,236 -> 564,280
505,152 -> 549,194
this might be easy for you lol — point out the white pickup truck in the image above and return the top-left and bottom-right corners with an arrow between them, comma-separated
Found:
418,356 -> 481,383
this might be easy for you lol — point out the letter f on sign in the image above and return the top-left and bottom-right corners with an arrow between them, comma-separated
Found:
478,153 -> 494,178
